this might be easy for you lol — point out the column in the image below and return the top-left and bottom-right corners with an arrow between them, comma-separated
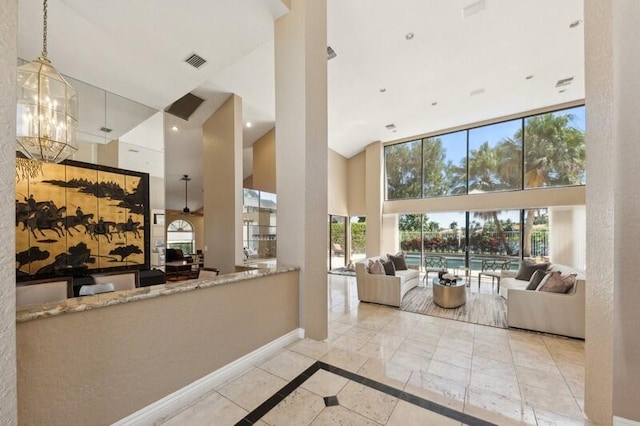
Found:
275,0 -> 328,340
202,94 -> 244,274
0,0 -> 18,423
365,141 -> 384,256
585,0 -> 640,424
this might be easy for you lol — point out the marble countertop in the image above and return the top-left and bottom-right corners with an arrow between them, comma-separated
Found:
16,265 -> 299,323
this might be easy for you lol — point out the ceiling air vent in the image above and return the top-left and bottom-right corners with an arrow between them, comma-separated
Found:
327,46 -> 337,61
463,0 -> 486,18
100,127 -> 112,133
184,53 -> 207,69
385,124 -> 396,130
556,77 -> 574,87
165,92 -> 205,121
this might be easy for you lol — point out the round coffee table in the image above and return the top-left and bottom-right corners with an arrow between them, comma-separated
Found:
432,277 -> 467,308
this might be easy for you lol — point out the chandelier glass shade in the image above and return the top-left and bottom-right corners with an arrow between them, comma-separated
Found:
16,0 -> 78,163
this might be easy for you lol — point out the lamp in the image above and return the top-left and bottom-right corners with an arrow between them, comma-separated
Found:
181,174 -> 191,214
16,0 -> 78,163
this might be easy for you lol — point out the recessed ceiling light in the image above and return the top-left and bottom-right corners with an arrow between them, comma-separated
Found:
385,123 -> 396,130
569,20 -> 582,28
431,102 -> 438,106
559,89 -> 567,93
246,122 -> 252,128
470,88 -> 485,96
99,127 -> 112,133
128,149 -> 139,153
405,32 -> 415,40
379,88 -> 387,93
171,126 -> 178,131
526,75 -> 534,80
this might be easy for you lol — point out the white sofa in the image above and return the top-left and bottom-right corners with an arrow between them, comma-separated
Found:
500,264 -> 585,339
355,256 -> 420,307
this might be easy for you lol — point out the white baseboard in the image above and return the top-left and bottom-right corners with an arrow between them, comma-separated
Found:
113,328 -> 305,426
615,416 -> 640,426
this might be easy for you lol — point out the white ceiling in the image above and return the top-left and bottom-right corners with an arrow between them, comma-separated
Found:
17,0 -> 585,212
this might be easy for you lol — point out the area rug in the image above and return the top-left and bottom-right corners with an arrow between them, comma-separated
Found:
400,286 -> 507,329
328,267 -> 356,277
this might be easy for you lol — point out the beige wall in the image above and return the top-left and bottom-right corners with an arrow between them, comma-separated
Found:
328,149 -> 348,216
364,142 -> 384,256
243,175 -> 254,189
347,151 -> 366,216
203,95 -> 244,273
611,2 -> 640,420
585,1 -> 615,424
252,128 -> 276,193
17,271 -> 299,425
383,186 -> 586,215
275,0 -> 328,340
585,1 -> 640,423
97,139 -> 119,168
149,175 -> 165,211
0,0 -> 18,422
549,206 -> 586,270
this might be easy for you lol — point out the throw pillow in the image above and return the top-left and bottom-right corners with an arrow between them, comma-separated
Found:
388,253 -> 408,270
526,269 -> 546,290
368,259 -> 385,275
515,261 -> 549,281
538,273 -> 577,293
382,260 -> 396,276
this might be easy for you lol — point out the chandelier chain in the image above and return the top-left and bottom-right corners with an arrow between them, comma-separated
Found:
42,0 -> 48,58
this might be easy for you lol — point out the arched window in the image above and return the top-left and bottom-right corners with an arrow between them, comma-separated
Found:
167,219 -> 194,254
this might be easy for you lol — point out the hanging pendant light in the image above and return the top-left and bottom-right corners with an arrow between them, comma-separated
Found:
16,0 -> 78,163
181,174 -> 191,214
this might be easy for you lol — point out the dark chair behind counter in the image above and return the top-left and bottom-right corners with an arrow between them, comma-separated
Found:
166,248 -> 192,263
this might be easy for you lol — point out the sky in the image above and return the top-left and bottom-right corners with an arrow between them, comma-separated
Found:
428,105 -> 585,167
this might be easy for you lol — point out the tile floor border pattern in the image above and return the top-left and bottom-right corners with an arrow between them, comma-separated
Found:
234,361 -> 495,426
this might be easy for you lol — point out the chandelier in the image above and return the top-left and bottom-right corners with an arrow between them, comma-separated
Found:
16,0 -> 78,163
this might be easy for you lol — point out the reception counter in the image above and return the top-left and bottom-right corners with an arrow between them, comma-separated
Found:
16,265 -> 300,425
17,265 -> 298,323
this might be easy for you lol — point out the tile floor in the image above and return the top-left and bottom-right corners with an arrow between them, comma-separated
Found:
160,274 -> 591,425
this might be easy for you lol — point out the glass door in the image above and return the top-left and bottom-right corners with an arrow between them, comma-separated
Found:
328,215 -> 347,270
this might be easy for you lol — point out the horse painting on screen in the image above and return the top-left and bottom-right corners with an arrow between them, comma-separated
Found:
15,159 -> 150,280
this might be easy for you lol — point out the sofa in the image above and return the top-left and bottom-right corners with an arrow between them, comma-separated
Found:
500,263 -> 585,339
355,256 -> 420,307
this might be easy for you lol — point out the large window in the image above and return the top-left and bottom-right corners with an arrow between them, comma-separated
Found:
350,216 -> 366,263
385,140 -> 422,200
167,219 -> 194,254
423,131 -> 467,197
385,105 -> 585,200
468,120 -> 522,193
328,215 -> 347,269
524,107 -> 586,188
398,209 -> 549,273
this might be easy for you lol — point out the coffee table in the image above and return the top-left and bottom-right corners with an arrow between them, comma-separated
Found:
432,277 -> 467,308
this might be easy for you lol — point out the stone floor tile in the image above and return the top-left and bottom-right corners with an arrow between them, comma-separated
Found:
218,368 -> 287,412
161,392 -> 247,426
337,381 -> 398,424
386,399 -> 460,426
262,388 -> 325,426
310,405 -> 381,426
259,349 -> 316,381
301,369 -> 349,397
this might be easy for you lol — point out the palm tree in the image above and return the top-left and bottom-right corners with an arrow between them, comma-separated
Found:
496,111 -> 585,257
465,142 -> 513,255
